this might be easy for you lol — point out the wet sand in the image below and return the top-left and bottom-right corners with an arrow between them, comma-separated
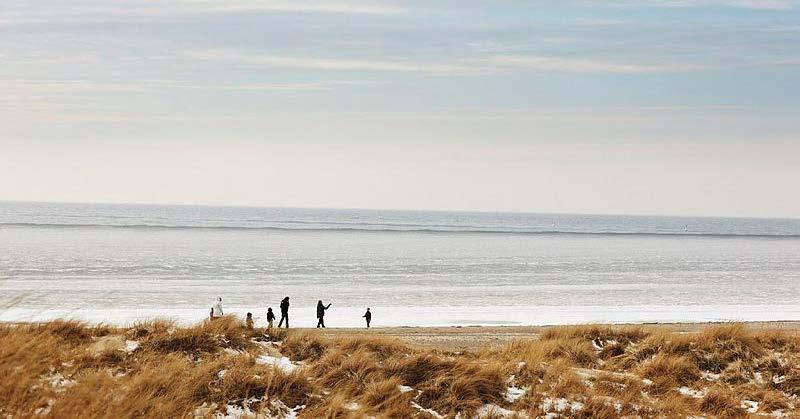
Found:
311,321 -> 800,351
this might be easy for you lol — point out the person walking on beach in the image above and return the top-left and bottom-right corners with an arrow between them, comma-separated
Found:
278,297 -> 290,328
266,307 -> 276,329
363,308 -> 372,328
316,300 -> 332,328
210,297 -> 224,319
246,312 -> 254,330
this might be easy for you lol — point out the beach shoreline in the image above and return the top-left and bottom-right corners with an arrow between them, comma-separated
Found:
296,321 -> 800,351
4,319 -> 800,351
5,304 -> 800,330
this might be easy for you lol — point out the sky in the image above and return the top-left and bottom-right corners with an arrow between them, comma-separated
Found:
1,0 -> 799,218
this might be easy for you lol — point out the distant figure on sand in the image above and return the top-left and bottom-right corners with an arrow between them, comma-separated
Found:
278,297 -> 290,328
210,297 -> 224,319
363,308 -> 371,328
246,312 -> 254,330
316,300 -> 332,328
267,307 -> 276,329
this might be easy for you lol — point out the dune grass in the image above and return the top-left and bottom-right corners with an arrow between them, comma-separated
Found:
1,319 -> 799,418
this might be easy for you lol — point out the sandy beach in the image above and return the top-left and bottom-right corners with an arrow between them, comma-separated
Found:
6,320 -> 800,352
282,321 -> 800,351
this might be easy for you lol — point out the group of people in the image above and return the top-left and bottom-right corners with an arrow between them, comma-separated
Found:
210,297 -> 373,328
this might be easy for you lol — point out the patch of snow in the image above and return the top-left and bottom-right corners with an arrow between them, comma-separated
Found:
505,386 -> 527,403
517,361 -> 526,370
741,400 -> 759,414
251,339 -> 270,348
474,404 -> 528,418
34,398 -> 54,415
125,340 -> 139,353
215,404 -> 250,419
678,387 -> 706,398
217,369 -> 226,379
344,401 -> 360,411
700,371 -> 719,381
541,397 -> 582,413
642,378 -> 653,386
754,372 -> 765,385
43,372 -> 76,392
411,402 -> 444,418
194,402 -> 218,417
771,409 -> 787,417
592,339 -> 604,351
268,400 -> 304,419
773,375 -> 786,384
399,385 -> 414,393
256,355 -> 297,373
223,347 -> 246,356
215,397 -> 271,419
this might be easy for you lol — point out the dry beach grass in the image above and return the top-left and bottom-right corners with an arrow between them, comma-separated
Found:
2,318 -> 800,418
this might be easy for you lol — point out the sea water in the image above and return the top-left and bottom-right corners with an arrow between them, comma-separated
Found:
1,201 -> 800,327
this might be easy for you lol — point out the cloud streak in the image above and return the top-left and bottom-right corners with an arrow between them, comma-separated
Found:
183,50 -> 707,74
0,0 -> 405,26
659,0 -> 795,10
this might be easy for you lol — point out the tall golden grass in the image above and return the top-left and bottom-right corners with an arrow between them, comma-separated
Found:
1,319 -> 799,418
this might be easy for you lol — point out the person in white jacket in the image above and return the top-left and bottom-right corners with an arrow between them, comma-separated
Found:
210,297 -> 224,319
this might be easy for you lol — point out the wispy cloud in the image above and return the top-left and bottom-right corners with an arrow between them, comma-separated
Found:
484,55 -> 704,73
183,50 -> 706,74
182,50 -> 482,74
0,0 -> 405,26
659,0 -> 795,10
169,0 -> 406,15
0,79 -> 382,101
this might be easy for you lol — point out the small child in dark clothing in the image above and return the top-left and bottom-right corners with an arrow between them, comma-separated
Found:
266,307 -> 276,329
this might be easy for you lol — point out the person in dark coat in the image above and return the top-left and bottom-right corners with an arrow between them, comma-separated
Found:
278,297 -> 290,328
363,308 -> 372,328
266,307 -> 276,329
316,300 -> 332,328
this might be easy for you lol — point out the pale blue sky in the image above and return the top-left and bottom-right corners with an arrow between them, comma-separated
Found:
1,1 -> 799,216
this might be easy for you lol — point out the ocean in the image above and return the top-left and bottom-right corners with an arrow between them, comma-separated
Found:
2,201 -> 800,327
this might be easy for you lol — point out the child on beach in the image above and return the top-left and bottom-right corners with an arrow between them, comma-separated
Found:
267,307 -> 275,329
210,297 -> 224,319
246,312 -> 254,330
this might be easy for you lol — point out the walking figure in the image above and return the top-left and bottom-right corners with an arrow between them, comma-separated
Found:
267,307 -> 276,329
278,297 -> 290,328
316,300 -> 332,328
246,312 -> 254,330
363,308 -> 372,328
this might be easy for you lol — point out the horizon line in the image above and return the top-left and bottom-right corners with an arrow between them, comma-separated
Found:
1,199 -> 799,222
